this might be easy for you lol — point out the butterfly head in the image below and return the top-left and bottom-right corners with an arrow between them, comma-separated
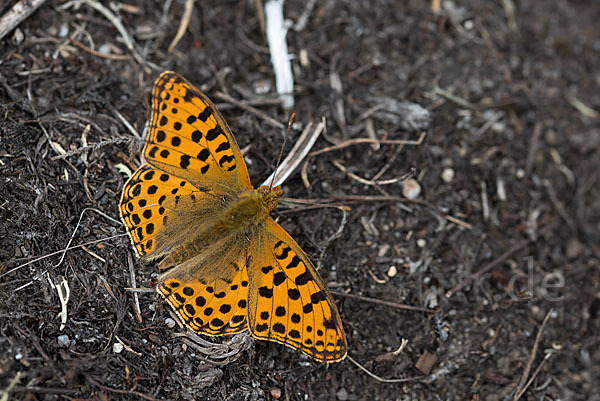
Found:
258,185 -> 283,212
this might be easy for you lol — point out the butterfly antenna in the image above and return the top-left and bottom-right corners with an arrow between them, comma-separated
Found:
269,112 -> 295,189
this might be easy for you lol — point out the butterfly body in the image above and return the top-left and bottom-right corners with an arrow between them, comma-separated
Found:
160,185 -> 283,269
120,71 -> 347,362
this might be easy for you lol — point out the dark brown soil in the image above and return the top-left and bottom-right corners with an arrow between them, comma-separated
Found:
1,1 -> 599,400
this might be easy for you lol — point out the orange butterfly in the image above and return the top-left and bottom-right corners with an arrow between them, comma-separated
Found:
119,71 -> 347,362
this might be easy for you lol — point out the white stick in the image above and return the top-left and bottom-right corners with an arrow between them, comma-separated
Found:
265,0 -> 294,109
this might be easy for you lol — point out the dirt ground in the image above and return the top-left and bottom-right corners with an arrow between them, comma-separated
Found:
1,0 -> 599,400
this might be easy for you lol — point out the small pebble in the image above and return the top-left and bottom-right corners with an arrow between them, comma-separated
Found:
463,19 -> 474,30
377,244 -> 391,257
57,335 -> 70,347
58,22 -> 69,38
491,121 -> 506,133
417,238 -> 426,248
13,28 -> 24,45
387,265 -> 398,277
516,168 -> 525,178
497,177 -> 507,201
299,48 -> 310,68
270,387 -> 281,399
566,238 -> 584,259
113,342 -> 124,354
253,79 -> 271,95
165,318 -> 176,328
402,178 -> 421,199
424,290 -> 438,309
336,388 -> 348,401
441,168 -> 455,183
98,43 -> 113,54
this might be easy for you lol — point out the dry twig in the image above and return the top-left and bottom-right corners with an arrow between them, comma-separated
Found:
168,0 -> 194,52
347,355 -> 425,383
262,118 -> 325,187
330,291 -> 434,313
0,0 -> 47,41
214,91 -> 285,129
301,132 -> 426,188
512,309 -> 554,400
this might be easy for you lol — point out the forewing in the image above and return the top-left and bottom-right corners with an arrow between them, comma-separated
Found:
144,71 -> 252,191
156,240 -> 251,335
248,219 -> 347,362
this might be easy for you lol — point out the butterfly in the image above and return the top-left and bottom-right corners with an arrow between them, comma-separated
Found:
119,71 -> 347,362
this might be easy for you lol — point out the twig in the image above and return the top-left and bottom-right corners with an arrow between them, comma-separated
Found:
277,197 -> 351,213
54,277 -> 70,330
567,94 -> 599,118
265,0 -> 294,108
0,233 -> 126,279
525,122 -> 542,176
347,355 -> 426,383
332,159 -> 405,186
543,179 -> 576,232
502,0 -> 518,33
115,335 -> 142,356
50,137 -> 132,160
127,253 -> 142,323
512,309 -> 554,400
70,39 -> 130,60
109,105 -> 141,138
326,193 -> 431,206
54,208 -> 121,268
168,0 -> 194,52
255,0 -> 266,36
301,132 -> 425,188
445,215 -> 473,230
0,0 -> 47,41
481,181 -> 489,221
262,118 -> 325,187
60,0 -> 148,69
371,142 -> 405,181
9,385 -> 78,396
213,91 -> 284,129
330,290 -> 435,313
85,375 -> 158,401
0,372 -> 22,400
445,223 -> 553,298
434,86 -> 477,109
293,0 -> 317,31
324,194 -> 471,229
474,111 -> 503,137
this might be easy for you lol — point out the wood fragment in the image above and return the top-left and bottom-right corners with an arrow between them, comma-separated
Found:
512,309 -> 554,401
168,0 -> 194,52
330,290 -> 435,313
262,118 -> 324,187
0,0 -> 47,41
301,132 -> 425,188
214,91 -> 285,129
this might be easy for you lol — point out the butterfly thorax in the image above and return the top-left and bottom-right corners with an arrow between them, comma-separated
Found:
216,185 -> 284,233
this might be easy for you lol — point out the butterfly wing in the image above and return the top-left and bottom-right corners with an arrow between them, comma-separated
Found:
120,164 -> 211,257
120,71 -> 251,259
156,238 -> 251,335
145,71 -> 252,191
247,218 -> 347,362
